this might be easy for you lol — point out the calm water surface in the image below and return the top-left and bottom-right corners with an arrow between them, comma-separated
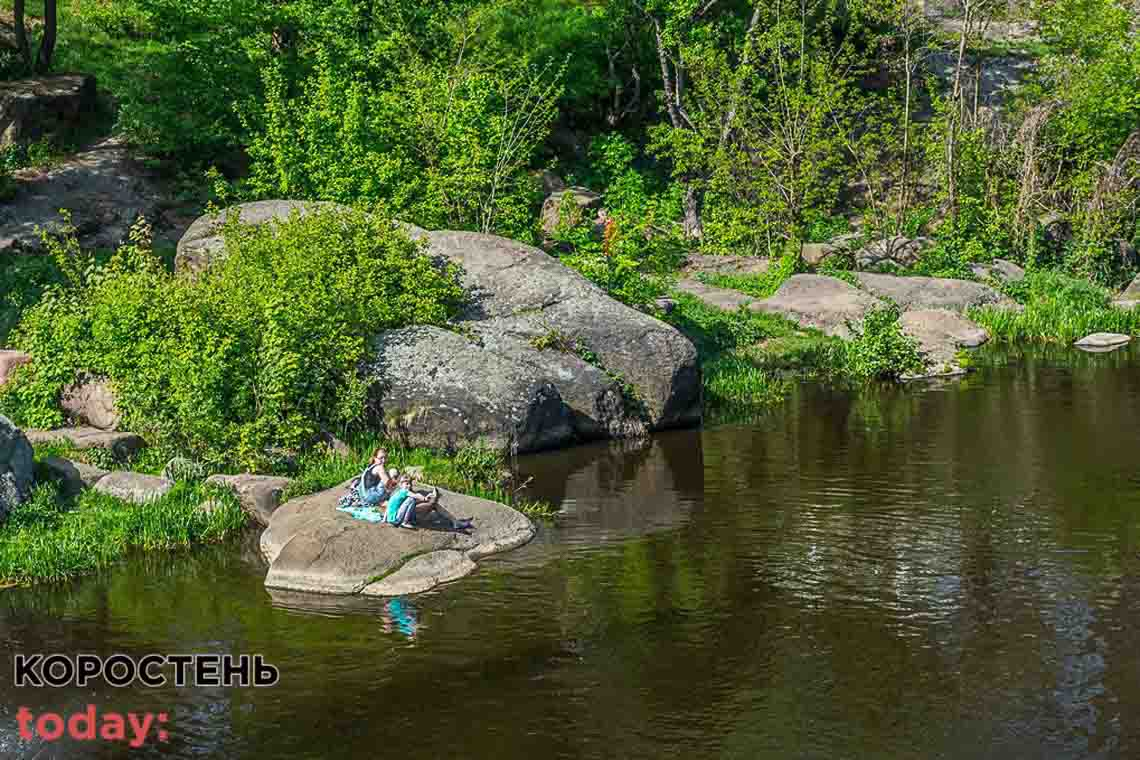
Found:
4,346 -> 1140,758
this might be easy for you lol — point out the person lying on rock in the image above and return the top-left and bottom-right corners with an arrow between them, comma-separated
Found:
358,447 -> 398,509
385,474 -> 475,532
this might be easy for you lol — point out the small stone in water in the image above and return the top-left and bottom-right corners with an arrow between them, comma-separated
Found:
1074,332 -> 1132,351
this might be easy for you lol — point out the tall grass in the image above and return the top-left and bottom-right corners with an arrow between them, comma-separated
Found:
0,482 -> 246,585
971,270 -> 1140,343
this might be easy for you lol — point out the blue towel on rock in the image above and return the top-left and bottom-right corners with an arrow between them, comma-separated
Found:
336,504 -> 388,523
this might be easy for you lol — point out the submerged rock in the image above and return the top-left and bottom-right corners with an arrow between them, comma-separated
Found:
0,415 -> 34,521
854,272 -> 1018,312
1074,332 -> 1132,352
260,480 -> 535,596
92,471 -> 173,504
205,474 -> 292,527
752,274 -> 881,338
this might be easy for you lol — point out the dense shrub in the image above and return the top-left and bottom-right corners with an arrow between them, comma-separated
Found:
844,303 -> 925,380
1,208 -> 465,469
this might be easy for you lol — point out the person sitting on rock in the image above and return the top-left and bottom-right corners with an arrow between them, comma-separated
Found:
386,474 -> 474,532
358,447 -> 397,509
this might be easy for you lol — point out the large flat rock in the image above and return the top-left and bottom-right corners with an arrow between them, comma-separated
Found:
854,272 -> 1018,312
260,480 -> 535,596
0,137 -> 161,252
682,254 -> 770,277
24,428 -> 144,460
752,275 -> 881,338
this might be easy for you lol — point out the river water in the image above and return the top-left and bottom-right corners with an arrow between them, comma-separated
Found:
4,346 -> 1140,758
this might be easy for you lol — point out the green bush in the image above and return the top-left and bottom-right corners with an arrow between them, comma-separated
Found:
2,208 -> 465,469
844,303 -> 925,380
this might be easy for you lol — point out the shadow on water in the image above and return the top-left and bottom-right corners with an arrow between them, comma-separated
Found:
3,344 -> 1140,757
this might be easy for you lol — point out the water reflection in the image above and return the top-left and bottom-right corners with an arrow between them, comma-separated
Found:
3,346 -> 1140,758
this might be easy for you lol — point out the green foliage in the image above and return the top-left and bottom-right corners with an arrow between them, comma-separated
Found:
0,480 -> 245,584
697,247 -> 802,299
2,208 -> 464,470
971,269 -> 1140,343
843,303 -> 925,380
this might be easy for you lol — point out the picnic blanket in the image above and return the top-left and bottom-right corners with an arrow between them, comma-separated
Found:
335,474 -> 389,523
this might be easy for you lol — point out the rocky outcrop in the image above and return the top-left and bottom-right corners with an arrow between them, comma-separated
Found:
1115,273 -> 1140,307
23,428 -> 145,461
60,376 -> 120,430
176,204 -> 702,453
899,309 -> 989,377
753,275 -> 881,339
0,137 -> 161,252
0,349 -> 31,387
40,456 -> 108,496
1074,332 -> 1131,352
854,236 -> 934,269
260,480 -> 535,596
92,471 -> 173,504
0,74 -> 97,148
204,474 -> 291,526
0,415 -> 34,520
801,233 -> 861,267
393,231 -> 701,449
175,199 -> 346,274
854,272 -> 1018,312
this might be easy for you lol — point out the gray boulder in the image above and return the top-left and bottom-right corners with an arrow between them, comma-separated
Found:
752,275 -> 881,338
854,272 -> 1018,312
92,471 -> 173,504
60,376 -> 120,430
0,349 -> 30,388
801,232 -> 860,267
421,231 -> 700,437
368,326 -> 575,453
175,200 -> 345,274
1117,273 -> 1140,306
23,428 -> 145,461
204,474 -> 292,527
1074,332 -> 1131,352
260,480 -> 536,596
40,456 -> 108,496
855,236 -> 934,269
0,74 -> 97,147
899,309 -> 989,377
0,137 -> 161,252
0,415 -> 34,520
971,259 -> 1026,283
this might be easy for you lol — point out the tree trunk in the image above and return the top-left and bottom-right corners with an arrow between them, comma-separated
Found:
683,184 -> 703,241
13,0 -> 30,69
35,0 -> 58,73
